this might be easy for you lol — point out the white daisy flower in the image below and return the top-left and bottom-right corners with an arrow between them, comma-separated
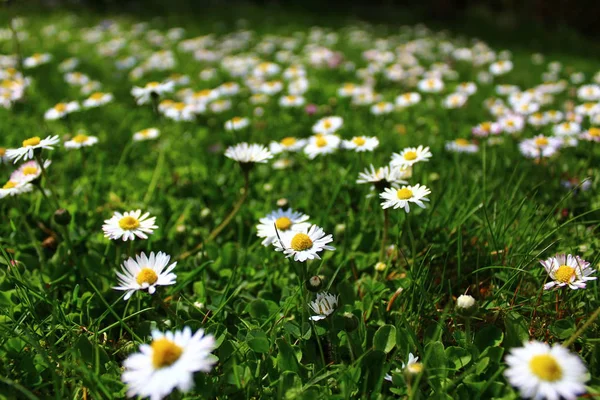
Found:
131,81 -> 174,105
209,99 -> 231,113
417,77 -> 444,93
519,135 -> 562,159
489,60 -> 513,76
456,82 -> 477,95
553,122 -> 581,136
0,179 -> 33,199
82,92 -> 113,108
380,184 -> 431,213
163,102 -> 196,121
385,353 -> 423,382
218,82 -> 240,96
44,101 -> 80,120
133,128 -> 160,142
64,133 -> 98,149
274,224 -> 335,262
580,127 -> 600,142
528,112 -> 548,127
113,251 -> 177,300
256,208 -> 311,246
443,92 -> 467,109
64,71 -> 90,86
356,164 -> 409,188
540,254 -> 596,290
303,134 -> 341,159
544,110 -> 564,124
102,210 -> 158,241
390,145 -> 432,168
309,292 -> 339,321
279,94 -> 305,108
224,117 -> 250,131
445,138 -> 479,153
472,121 -> 502,137
23,53 -> 52,68
269,137 -> 307,154
6,135 -> 60,163
122,327 -> 216,400
504,341 -> 588,400
499,114 -> 525,134
312,116 -> 343,135
574,102 -> 600,117
370,101 -> 394,115
395,92 -> 421,107
225,142 -> 273,165
342,136 -> 379,152
577,84 -> 600,101
10,159 -> 51,184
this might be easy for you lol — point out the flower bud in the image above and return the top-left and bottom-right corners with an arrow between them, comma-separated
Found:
306,275 -> 323,292
456,294 -> 477,317
342,312 -> 359,332
53,208 -> 71,225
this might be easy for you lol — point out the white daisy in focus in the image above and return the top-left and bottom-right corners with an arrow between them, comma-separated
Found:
113,251 -> 177,300
44,101 -> 80,120
64,133 -> 98,149
0,179 -> 33,199
304,134 -> 340,159
131,81 -> 174,105
134,128 -> 160,142
390,145 -> 432,168
269,137 -> 307,154
82,92 -> 113,108
6,135 -> 60,163
224,117 -> 250,131
256,208 -> 311,246
380,184 -> 431,213
102,210 -> 158,241
540,254 -> 596,290
312,116 -> 343,135
225,142 -> 273,165
504,341 -> 588,400
309,292 -> 338,321
445,138 -> 479,153
122,327 -> 216,400
342,136 -> 379,152
274,224 -> 335,262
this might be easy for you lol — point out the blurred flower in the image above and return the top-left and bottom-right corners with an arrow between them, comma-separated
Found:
6,135 -> 60,163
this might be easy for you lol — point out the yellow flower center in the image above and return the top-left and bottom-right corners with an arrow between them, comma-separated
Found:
535,137 -> 549,147
403,151 -> 417,161
507,120 -> 515,127
147,81 -> 160,88
2,180 -> 17,189
323,120 -> 332,130
344,83 -> 354,90
584,103 -> 594,110
198,89 -> 211,97
22,136 -> 41,147
316,136 -> 328,148
403,93 -> 412,101
73,134 -> 89,144
529,354 -> 562,382
140,129 -> 152,137
55,103 -> 67,112
118,216 -> 140,230
427,79 -> 435,88
275,217 -> 293,231
151,338 -> 183,369
32,53 -> 43,60
481,122 -> 491,131
232,116 -> 242,123
281,137 -> 296,146
564,122 -> 571,129
352,137 -> 366,146
589,128 -> 600,137
555,265 -> 575,283
0,147 -> 6,156
397,188 -> 413,200
173,102 -> 186,111
90,92 -> 105,100
455,139 -> 470,146
22,166 -> 38,175
136,267 -> 158,285
407,363 -> 424,374
290,233 -> 313,251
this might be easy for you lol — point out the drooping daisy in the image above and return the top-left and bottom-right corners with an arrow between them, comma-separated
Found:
224,117 -> 250,131
303,134 -> 341,159
122,327 -> 216,400
113,251 -> 177,300
540,254 -> 596,290
504,341 -> 588,400
380,184 -> 431,213
6,135 -> 60,163
82,92 -> 114,108
312,116 -> 343,135
131,81 -> 174,105
225,142 -> 273,166
269,137 -> 307,154
356,164 -> 409,189
309,292 -> 339,321
102,210 -> 158,241
390,145 -> 432,168
445,138 -> 479,153
256,208 -> 311,246
274,224 -> 335,262
342,136 -> 379,152
385,353 -> 423,382
64,133 -> 98,149
0,179 -> 33,199
133,128 -> 160,142
10,159 -> 51,184
44,101 -> 80,120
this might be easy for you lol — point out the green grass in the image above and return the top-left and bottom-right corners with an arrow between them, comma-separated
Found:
0,5 -> 599,400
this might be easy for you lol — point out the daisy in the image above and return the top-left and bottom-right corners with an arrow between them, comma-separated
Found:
395,92 -> 421,107
580,127 -> 600,142
342,136 -> 379,152
574,102 -> 600,117
0,179 -> 33,199
131,81 -> 174,105
499,114 -> 525,134
309,292 -> 339,321
528,112 -> 548,127
380,184 -> 431,213
113,251 -> 177,300
163,102 -> 196,122
64,71 -> 90,86
209,99 -> 231,113
445,138 -> 479,153
472,121 -> 501,137
279,94 -> 305,108
540,254 -> 596,290
23,53 -> 52,68
504,341 -> 588,400
225,142 -> 273,165
303,134 -> 341,159
456,82 -> 477,95
259,80 -> 284,95
544,110 -> 564,124
256,208 -> 311,246
312,116 -> 343,135
224,117 -> 250,131
553,122 -> 580,136
356,164 -> 409,188
390,145 -> 432,168
274,224 -> 335,262
44,101 -> 80,120
519,135 -> 562,159
370,101 -> 394,115
269,137 -> 307,154
6,135 -> 60,163
417,77 -> 444,93
82,92 -> 113,108
64,133 -> 98,149
102,210 -> 158,241
122,327 -> 216,400
577,84 -> 600,101
489,60 -> 513,75
10,160 -> 51,184
384,353 -> 423,382
133,128 -> 160,142
218,82 -> 240,96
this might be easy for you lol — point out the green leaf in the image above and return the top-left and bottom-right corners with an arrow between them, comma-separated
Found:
373,324 -> 396,353
550,318 -> 575,340
504,312 -> 528,348
246,329 -> 270,353
445,346 -> 472,370
474,357 -> 490,374
424,341 -> 446,369
276,338 -> 299,373
474,325 -> 503,352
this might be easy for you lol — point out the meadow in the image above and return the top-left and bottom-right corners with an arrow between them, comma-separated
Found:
0,5 -> 599,399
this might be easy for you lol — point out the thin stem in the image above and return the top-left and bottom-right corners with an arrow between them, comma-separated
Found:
379,208 -> 389,262
35,154 -> 61,209
563,306 -> 600,348
464,318 -> 472,347
14,199 -> 45,263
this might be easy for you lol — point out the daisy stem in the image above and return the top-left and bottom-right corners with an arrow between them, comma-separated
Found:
562,306 -> 600,348
206,168 -> 250,242
35,154 -> 61,209
379,208 -> 389,262
9,18 -> 24,74
14,198 -> 45,263
464,318 -> 472,347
